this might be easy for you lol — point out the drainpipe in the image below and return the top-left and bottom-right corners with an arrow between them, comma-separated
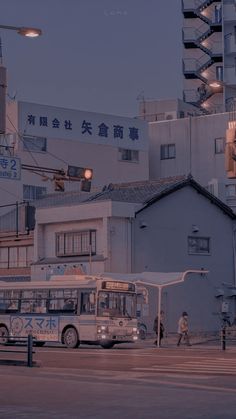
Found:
188,116 -> 192,176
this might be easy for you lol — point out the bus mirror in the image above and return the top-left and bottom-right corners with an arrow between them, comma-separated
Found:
89,293 -> 95,305
137,287 -> 148,304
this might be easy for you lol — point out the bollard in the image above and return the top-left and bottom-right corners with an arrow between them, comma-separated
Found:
221,327 -> 226,351
27,334 -> 33,367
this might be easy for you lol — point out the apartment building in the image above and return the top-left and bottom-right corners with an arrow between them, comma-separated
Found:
182,0 -> 236,115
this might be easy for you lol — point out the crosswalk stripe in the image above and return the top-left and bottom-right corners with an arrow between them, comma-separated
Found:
133,358 -> 236,374
134,366 -> 236,374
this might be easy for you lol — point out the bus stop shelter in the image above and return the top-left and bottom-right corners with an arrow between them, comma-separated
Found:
101,270 -> 209,347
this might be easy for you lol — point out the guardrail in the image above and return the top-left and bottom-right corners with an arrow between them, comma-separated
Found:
0,334 -> 35,367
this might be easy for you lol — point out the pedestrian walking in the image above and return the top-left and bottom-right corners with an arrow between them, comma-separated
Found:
177,311 -> 191,346
153,310 -> 165,346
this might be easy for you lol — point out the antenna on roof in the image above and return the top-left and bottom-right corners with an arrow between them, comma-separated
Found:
137,91 -> 146,120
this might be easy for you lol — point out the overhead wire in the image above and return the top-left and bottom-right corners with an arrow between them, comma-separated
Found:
7,113 -> 70,167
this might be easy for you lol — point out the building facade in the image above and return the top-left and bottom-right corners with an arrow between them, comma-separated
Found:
0,100 -> 148,207
182,0 -> 236,114
148,111 -> 236,210
30,177 -> 236,333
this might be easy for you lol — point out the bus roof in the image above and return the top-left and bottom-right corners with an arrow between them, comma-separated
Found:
0,275 -> 135,290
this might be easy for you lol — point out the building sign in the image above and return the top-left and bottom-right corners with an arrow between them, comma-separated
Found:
19,102 -> 148,151
10,315 -> 59,341
0,156 -> 21,180
26,114 -> 139,140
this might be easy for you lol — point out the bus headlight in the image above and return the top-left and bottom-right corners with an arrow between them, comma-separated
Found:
132,327 -> 138,333
97,325 -> 109,334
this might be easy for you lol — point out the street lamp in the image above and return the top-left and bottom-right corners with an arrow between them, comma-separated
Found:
0,24 -> 42,37
0,24 -> 42,134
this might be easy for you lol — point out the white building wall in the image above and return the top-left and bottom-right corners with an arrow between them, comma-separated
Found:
32,201 -> 136,280
108,217 -> 132,273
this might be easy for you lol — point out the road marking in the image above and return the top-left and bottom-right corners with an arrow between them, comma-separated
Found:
133,358 -> 236,375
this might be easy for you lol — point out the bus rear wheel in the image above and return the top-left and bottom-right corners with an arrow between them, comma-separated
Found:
0,326 -> 8,345
63,327 -> 79,348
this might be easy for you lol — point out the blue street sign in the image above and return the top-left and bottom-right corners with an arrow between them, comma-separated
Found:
0,156 -> 21,180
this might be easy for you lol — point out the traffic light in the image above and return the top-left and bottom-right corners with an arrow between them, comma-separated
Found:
67,165 -> 93,180
225,127 -> 236,178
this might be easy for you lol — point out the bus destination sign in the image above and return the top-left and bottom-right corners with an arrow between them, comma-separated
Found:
102,281 -> 135,292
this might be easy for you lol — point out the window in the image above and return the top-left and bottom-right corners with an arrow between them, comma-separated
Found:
160,144 -> 176,160
48,289 -> 78,313
23,136 -> 47,152
21,289 -> 48,313
23,185 -> 47,200
215,137 -> 225,154
118,148 -> 139,162
80,291 -> 96,314
188,236 -> 210,255
56,230 -> 96,257
226,184 -> 236,198
98,291 -> 136,318
0,290 -> 20,313
0,246 -> 33,268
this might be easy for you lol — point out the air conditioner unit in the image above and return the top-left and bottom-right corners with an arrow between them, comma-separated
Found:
164,111 -> 177,120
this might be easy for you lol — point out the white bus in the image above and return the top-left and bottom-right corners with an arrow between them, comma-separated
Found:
0,275 -> 138,348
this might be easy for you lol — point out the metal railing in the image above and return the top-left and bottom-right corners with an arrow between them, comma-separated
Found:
0,334 -> 35,367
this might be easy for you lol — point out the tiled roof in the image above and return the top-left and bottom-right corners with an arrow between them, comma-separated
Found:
33,175 -> 236,219
86,176 -> 186,204
34,176 -> 185,208
34,190 -> 95,208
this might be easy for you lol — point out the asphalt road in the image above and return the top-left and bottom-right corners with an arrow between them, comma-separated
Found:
0,340 -> 236,418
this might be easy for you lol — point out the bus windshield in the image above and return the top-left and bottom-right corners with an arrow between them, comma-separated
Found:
97,291 -> 136,318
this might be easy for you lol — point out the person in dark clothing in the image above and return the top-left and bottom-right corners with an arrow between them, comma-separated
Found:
153,310 -> 165,346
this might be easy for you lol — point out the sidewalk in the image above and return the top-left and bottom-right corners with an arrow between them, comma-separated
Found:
135,336 -> 236,351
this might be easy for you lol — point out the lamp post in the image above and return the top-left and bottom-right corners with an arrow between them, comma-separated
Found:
0,24 -> 42,38
0,24 -> 42,134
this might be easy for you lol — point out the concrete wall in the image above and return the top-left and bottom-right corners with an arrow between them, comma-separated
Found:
32,201 -> 136,280
133,186 -> 235,332
149,113 -> 236,209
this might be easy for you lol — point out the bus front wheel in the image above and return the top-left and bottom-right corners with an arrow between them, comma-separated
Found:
101,342 -> 114,349
63,327 -> 79,348
0,326 -> 8,345
35,341 -> 45,347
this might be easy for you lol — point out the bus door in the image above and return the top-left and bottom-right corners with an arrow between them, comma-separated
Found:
79,290 -> 96,340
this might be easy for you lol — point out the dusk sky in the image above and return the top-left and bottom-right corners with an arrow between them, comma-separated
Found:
1,0 -> 182,117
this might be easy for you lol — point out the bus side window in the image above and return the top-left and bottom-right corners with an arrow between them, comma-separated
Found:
21,300 -> 33,313
7,300 -> 18,312
80,292 -> 95,315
